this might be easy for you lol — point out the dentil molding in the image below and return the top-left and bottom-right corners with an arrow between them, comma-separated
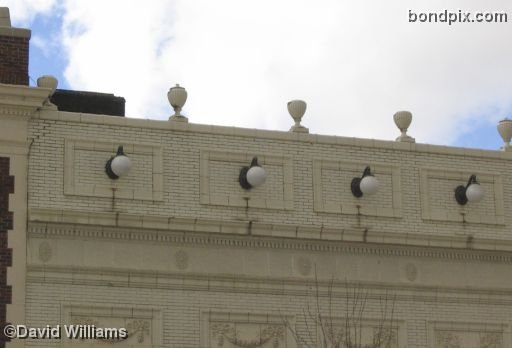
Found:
28,208 -> 512,263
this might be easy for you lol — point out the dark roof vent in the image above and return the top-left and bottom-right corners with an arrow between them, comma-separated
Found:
50,89 -> 125,117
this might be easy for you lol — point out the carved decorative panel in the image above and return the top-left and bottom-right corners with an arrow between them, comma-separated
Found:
318,318 -> 405,348
64,139 -> 163,201
62,305 -> 162,347
200,151 -> 293,210
201,312 -> 295,348
428,321 -> 509,348
420,169 -> 504,225
313,160 -> 401,217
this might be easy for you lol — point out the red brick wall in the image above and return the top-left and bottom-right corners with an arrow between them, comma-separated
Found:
0,35 -> 29,85
0,157 -> 13,347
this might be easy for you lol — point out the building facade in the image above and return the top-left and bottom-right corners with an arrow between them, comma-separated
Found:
2,7 -> 512,348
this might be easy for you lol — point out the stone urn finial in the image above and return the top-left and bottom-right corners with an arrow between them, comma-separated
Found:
168,84 -> 188,122
393,111 -> 415,143
37,75 -> 58,108
287,100 -> 308,133
497,118 -> 512,151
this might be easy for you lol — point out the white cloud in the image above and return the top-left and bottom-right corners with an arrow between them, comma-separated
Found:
60,0 -> 176,118
1,0 -> 56,24
8,0 -> 512,145
31,35 -> 50,56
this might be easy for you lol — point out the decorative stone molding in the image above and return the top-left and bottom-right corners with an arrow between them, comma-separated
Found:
62,305 -> 162,347
33,110 -> 512,161
64,139 -> 163,201
175,249 -> 189,270
419,169 -> 504,225
428,321 -> 509,348
28,208 -> 512,259
313,159 -> 401,217
200,150 -> 293,210
295,255 -> 312,276
0,84 -> 49,117
404,263 -> 417,282
37,241 -> 52,263
201,311 -> 294,348
0,139 -> 30,155
0,107 -> 38,118
317,318 -> 405,348
27,264 -> 512,306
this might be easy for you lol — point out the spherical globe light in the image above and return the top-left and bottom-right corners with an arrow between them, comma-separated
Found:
466,183 -> 484,203
110,155 -> 132,177
246,166 -> 266,188
360,175 -> 379,196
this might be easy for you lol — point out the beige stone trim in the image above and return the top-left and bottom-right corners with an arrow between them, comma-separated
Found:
201,311 -> 296,348
61,304 -> 162,347
27,208 -> 512,258
317,318 -> 406,348
427,321 -> 511,348
0,140 -> 29,155
26,265 -> 512,306
63,138 -> 163,201
200,150 -> 294,210
0,84 -> 48,112
0,27 -> 31,38
33,110 -> 512,161
420,168 -> 504,225
313,159 -> 401,218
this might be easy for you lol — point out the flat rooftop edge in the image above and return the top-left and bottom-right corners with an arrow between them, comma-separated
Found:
31,109 -> 512,160
0,26 -> 31,39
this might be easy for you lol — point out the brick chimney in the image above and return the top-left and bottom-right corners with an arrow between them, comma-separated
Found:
0,7 -> 31,85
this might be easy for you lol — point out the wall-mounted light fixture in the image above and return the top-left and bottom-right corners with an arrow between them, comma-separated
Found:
351,166 -> 379,198
239,157 -> 266,190
454,174 -> 484,205
105,146 -> 132,179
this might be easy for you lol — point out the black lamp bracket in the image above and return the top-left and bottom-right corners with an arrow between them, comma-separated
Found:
351,166 -> 372,198
105,146 -> 125,180
454,174 -> 477,205
239,157 -> 259,190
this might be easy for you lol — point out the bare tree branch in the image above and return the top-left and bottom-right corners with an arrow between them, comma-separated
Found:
281,268 -> 397,348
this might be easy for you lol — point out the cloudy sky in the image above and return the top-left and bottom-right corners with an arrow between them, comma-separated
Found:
3,0 -> 512,149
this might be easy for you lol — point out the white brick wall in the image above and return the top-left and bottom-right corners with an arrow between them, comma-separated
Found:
24,282 -> 512,348
27,114 -> 512,241
22,111 -> 512,348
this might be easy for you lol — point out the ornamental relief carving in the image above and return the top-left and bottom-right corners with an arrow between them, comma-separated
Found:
64,306 -> 161,347
203,312 -> 293,348
295,256 -> 312,276
318,322 -> 399,348
175,249 -> 189,270
210,322 -> 285,348
72,316 -> 151,345
38,241 -> 52,263
434,330 -> 502,348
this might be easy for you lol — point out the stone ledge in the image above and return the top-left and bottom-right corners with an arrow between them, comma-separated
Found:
28,208 -> 512,259
31,109 -> 512,161
26,264 -> 512,305
0,27 -> 31,38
